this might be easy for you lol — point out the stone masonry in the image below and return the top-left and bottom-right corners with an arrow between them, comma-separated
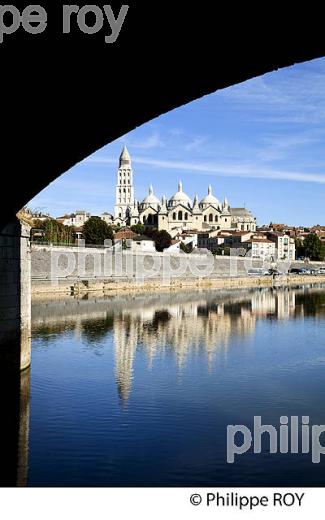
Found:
0,220 -> 31,370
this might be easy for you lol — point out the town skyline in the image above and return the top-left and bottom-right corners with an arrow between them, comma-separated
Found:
29,57 -> 325,226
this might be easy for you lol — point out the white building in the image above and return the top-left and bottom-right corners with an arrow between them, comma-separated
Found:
57,210 -> 90,227
245,236 -> 276,260
130,235 -> 156,253
111,147 -> 257,234
267,232 -> 296,261
101,212 -> 114,225
230,208 -> 257,232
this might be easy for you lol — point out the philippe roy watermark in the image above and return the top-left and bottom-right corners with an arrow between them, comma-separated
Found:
50,239 -> 216,284
48,240 -> 285,285
0,4 -> 129,44
227,416 -> 325,463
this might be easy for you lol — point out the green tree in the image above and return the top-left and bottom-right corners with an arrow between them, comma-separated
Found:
33,218 -> 75,245
130,224 -> 145,235
143,227 -> 172,252
303,234 -> 323,260
154,230 -> 172,252
294,237 -> 305,259
83,217 -> 114,245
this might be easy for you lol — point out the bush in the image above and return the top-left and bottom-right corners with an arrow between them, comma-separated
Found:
180,242 -> 191,254
130,224 -> 146,235
215,246 -> 230,256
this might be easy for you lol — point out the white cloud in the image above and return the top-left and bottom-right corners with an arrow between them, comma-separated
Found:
87,155 -> 325,184
218,61 -> 325,125
184,137 -> 209,151
121,132 -> 164,150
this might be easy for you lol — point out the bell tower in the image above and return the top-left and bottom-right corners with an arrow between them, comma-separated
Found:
114,146 -> 135,219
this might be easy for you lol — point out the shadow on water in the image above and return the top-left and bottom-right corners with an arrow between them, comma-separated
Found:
0,343 -> 30,487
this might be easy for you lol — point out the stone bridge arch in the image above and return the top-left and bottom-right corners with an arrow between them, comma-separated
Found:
0,3 -> 324,487
1,5 -> 325,227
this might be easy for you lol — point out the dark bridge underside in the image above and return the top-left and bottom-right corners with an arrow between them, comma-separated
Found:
1,3 -> 325,228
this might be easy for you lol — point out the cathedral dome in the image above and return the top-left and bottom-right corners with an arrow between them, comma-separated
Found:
200,186 -> 221,208
169,181 -> 192,207
141,185 -> 160,206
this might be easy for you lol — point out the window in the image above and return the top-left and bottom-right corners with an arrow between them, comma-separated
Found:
209,214 -> 213,222
185,213 -> 188,221
204,216 -> 207,222
215,216 -> 218,222
173,212 -> 176,221
178,211 -> 183,220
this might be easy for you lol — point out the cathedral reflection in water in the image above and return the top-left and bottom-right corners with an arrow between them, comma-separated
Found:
32,285 -> 325,402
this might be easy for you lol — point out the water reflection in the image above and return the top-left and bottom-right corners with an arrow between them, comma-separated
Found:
0,360 -> 30,487
16,369 -> 30,487
32,285 -> 325,403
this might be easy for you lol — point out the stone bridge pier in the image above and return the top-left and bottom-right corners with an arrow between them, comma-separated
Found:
0,219 -> 31,371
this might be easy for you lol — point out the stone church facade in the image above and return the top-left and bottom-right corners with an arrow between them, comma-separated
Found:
113,146 -> 256,235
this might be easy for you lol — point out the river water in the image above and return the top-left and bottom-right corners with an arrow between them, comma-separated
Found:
27,285 -> 325,486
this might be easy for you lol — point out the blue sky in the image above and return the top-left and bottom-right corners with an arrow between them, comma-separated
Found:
29,57 -> 325,226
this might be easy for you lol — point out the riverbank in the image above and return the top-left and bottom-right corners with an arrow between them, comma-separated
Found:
32,274 -> 325,300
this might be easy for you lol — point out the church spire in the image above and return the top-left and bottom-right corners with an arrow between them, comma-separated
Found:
159,195 -> 168,215
192,194 -> 202,215
178,180 -> 183,192
222,196 -> 230,214
119,145 -> 131,167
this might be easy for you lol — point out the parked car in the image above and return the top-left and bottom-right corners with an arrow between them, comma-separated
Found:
290,267 -> 319,275
317,267 -> 325,274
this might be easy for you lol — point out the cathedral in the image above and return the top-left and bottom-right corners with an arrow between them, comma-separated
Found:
112,146 -> 256,235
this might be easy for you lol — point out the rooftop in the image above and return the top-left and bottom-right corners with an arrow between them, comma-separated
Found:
230,208 -> 253,216
115,229 -> 137,240
246,238 -> 274,244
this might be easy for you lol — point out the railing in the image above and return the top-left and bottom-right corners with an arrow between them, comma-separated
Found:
31,241 -> 111,249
